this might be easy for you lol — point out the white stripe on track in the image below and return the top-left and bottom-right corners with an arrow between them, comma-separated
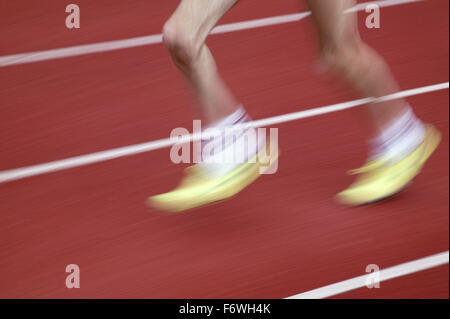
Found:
0,81 -> 448,184
286,251 -> 449,299
0,0 -> 422,67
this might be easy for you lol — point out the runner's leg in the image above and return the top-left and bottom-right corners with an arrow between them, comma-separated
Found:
305,0 -> 408,136
162,0 -> 240,124
304,0 -> 440,206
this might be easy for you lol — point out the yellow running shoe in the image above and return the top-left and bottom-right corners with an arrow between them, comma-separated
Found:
148,143 -> 279,213
336,124 -> 441,206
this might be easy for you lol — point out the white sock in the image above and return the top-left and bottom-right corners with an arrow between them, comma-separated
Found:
369,105 -> 425,163
197,106 -> 264,178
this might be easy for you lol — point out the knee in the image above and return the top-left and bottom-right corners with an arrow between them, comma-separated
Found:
162,20 -> 200,68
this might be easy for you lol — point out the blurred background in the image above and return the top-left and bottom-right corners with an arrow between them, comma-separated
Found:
0,0 -> 448,298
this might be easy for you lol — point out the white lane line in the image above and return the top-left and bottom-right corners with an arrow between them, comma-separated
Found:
0,0 -> 422,67
286,251 -> 449,299
252,82 -> 449,128
0,81 -> 447,184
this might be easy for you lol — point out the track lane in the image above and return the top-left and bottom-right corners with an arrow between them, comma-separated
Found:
1,0 -> 448,170
0,89 -> 447,298
0,0 -> 448,298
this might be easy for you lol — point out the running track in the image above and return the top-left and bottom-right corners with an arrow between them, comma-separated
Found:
0,0 -> 448,298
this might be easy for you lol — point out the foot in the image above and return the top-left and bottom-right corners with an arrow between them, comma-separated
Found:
148,142 -> 279,213
337,124 -> 441,206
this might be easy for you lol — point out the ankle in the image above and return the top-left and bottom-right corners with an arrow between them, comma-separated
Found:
369,105 -> 425,162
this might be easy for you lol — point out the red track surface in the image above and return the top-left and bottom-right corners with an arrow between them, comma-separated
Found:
0,0 -> 448,298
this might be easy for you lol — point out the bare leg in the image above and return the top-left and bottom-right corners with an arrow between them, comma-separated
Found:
162,0 -> 240,125
305,0 -> 408,136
